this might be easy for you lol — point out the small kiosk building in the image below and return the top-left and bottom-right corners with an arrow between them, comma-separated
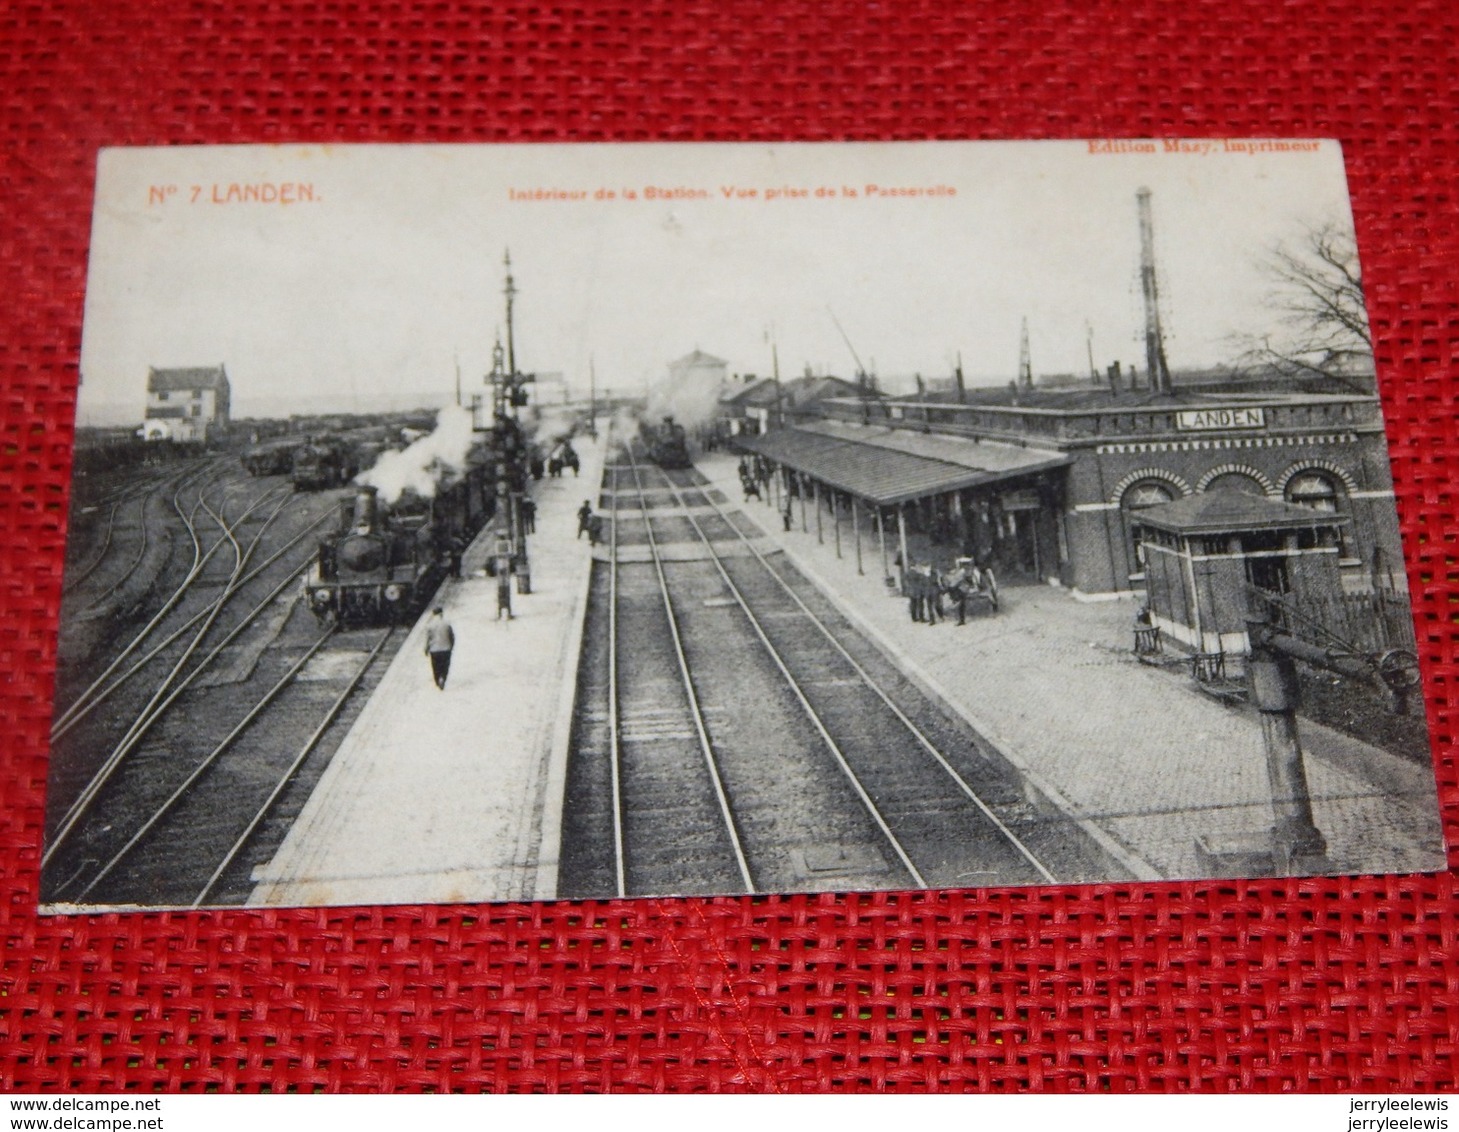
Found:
1133,491 -> 1348,656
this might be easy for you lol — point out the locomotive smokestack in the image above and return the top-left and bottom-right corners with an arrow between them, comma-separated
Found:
351,485 -> 379,534
1136,187 -> 1173,396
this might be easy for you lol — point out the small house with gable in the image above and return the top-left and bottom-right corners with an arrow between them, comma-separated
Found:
141,365 -> 231,443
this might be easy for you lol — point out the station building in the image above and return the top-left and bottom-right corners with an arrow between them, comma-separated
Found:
739,385 -> 1407,618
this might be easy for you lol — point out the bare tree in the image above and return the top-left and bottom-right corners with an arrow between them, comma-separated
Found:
1244,221 -> 1375,393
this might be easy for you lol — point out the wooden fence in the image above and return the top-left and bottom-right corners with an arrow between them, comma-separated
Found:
1254,587 -> 1417,655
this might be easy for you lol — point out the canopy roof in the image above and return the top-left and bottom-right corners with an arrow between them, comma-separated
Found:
740,421 -> 1068,506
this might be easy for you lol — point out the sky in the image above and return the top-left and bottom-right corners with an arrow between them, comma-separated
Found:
77,140 -> 1361,424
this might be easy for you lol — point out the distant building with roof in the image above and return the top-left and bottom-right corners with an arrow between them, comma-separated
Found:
141,365 -> 231,443
719,373 -> 869,437
667,349 -> 728,388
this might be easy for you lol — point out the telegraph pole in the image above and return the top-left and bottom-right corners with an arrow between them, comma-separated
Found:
588,355 -> 598,439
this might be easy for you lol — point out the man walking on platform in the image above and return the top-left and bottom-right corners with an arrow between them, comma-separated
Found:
494,546 -> 515,620
424,607 -> 455,690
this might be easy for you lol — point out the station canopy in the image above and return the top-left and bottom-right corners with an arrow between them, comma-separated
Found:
738,419 -> 1070,507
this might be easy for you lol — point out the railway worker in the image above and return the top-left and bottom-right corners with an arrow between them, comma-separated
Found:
577,501 -> 593,539
424,607 -> 456,689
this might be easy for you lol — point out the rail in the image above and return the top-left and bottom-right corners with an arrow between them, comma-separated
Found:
646,460 -> 931,890
669,461 -> 1058,885
622,443 -> 755,894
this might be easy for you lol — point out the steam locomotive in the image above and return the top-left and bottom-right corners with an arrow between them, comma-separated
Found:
305,471 -> 495,625
291,436 -> 359,491
640,415 -> 692,468
304,418 -> 528,626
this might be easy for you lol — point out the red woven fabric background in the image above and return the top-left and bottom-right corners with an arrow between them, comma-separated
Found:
3,0 -> 1459,1092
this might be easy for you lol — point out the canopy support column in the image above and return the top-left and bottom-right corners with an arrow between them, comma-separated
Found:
897,505 -> 910,594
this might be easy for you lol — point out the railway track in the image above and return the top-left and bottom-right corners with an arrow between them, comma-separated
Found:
561,440 -> 1120,898
42,463 -> 391,905
49,627 -> 394,907
63,464 -> 193,594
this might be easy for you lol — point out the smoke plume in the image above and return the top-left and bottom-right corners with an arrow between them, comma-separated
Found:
646,369 -> 726,432
356,404 -> 476,504
523,404 -> 585,448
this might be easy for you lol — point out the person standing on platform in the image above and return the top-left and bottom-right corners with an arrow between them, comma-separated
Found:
947,557 -> 972,626
577,500 -> 593,539
521,497 -> 537,534
424,607 -> 455,689
495,549 -> 514,620
926,566 -> 944,625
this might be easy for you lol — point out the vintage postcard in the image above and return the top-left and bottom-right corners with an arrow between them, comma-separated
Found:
42,140 -> 1444,911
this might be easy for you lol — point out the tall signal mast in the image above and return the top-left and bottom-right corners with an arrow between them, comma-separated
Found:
503,249 -> 518,377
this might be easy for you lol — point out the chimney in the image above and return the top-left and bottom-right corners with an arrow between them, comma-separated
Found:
1136,188 -> 1173,396
352,485 -> 380,533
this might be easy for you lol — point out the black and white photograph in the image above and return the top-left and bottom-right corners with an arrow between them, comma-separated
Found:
41,140 -> 1444,911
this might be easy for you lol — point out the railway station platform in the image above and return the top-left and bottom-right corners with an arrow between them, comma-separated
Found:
698,452 -> 1445,881
250,437 -> 606,907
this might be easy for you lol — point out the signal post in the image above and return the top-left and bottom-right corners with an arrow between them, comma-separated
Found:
473,251 -> 535,600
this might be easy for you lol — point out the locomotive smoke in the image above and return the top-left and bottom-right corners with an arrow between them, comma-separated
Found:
646,373 -> 723,433
525,404 -> 584,448
356,404 -> 476,504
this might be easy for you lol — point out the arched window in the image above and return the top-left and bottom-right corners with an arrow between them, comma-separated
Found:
1121,479 -> 1176,571
1285,471 -> 1339,513
1285,469 -> 1350,556
1122,480 -> 1176,510
1204,471 -> 1265,495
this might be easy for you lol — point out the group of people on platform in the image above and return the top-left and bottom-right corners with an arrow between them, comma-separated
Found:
546,441 -> 580,479
734,453 -> 1001,625
897,556 -> 998,627
738,455 -> 770,503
